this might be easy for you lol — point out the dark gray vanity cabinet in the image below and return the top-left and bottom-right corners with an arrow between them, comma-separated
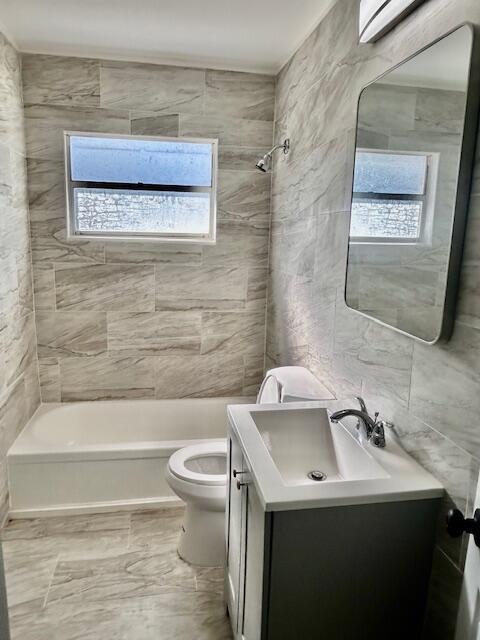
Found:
225,429 -> 441,640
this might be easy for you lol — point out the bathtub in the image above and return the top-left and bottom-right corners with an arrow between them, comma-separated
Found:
7,397 -> 252,518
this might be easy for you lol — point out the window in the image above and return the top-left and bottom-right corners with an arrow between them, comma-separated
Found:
351,150 -> 430,243
64,132 -> 218,243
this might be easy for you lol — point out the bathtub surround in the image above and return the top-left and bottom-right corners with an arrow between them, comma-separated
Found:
0,35 -> 40,521
267,0 -> 480,636
22,55 -> 275,402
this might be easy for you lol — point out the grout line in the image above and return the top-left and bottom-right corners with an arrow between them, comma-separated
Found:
42,553 -> 60,609
126,511 -> 133,550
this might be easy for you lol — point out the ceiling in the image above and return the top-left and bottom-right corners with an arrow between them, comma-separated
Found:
0,0 -> 337,74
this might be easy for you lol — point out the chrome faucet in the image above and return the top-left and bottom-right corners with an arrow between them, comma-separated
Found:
330,397 -> 387,448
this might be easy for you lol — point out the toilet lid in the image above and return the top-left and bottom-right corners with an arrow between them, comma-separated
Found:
168,440 -> 227,486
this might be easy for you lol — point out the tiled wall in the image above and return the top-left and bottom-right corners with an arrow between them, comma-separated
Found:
267,0 -> 480,637
22,55 -> 275,401
0,35 -> 40,520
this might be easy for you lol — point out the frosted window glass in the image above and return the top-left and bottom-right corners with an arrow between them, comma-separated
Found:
351,199 -> 422,239
70,136 -> 213,187
353,151 -> 427,195
74,188 -> 211,234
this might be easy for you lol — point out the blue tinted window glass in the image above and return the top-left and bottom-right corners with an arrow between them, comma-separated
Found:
353,151 -> 427,195
69,136 -> 213,187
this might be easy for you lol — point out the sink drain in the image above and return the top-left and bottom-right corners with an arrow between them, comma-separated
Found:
308,470 -> 327,482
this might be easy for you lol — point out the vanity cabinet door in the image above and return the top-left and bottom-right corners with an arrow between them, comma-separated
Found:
242,481 -> 267,640
226,433 -> 248,634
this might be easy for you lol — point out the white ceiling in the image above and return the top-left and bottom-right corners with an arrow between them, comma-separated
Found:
0,0 -> 337,74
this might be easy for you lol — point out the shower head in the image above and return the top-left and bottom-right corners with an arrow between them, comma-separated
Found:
255,139 -> 290,173
255,156 -> 270,172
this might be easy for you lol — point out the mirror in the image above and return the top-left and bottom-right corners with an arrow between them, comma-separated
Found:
345,25 -> 479,343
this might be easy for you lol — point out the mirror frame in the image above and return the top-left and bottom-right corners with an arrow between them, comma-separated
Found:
345,23 -> 480,344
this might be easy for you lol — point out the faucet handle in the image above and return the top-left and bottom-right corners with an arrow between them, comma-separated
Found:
371,422 -> 387,448
355,396 -> 368,414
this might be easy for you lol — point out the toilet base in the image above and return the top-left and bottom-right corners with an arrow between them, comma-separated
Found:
178,504 -> 225,567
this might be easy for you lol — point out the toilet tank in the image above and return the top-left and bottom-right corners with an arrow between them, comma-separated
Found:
257,366 -> 333,404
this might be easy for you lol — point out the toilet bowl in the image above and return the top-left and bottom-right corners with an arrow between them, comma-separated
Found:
165,366 -> 333,567
165,440 -> 227,566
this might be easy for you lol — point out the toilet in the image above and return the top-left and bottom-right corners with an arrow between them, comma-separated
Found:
165,366 -> 333,566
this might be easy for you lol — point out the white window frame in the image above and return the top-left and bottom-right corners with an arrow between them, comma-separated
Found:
350,148 -> 437,245
64,131 -> 218,244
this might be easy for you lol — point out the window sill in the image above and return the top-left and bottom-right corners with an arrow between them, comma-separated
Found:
66,233 -> 217,245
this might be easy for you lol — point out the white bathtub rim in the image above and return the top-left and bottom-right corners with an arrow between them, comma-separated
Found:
8,494 -> 184,519
8,437 -> 226,464
8,396 -> 252,463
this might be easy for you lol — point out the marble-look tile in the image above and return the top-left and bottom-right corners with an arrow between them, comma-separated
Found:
46,548 -> 200,605
0,35 -> 25,156
201,311 -> 265,357
31,218 -> 105,264
23,104 -> 129,160
55,264 -> 155,312
59,355 -> 155,401
38,358 -> 61,402
105,241 -> 202,265
415,87 -> 466,135
0,376 -> 27,457
271,133 -> 350,221
128,508 -> 184,552
357,83 -> 417,137
2,545 -> 57,609
243,356 -> 264,396
9,601 -> 232,640
36,311 -> 107,358
3,512 -> 131,541
23,358 -> 41,421
218,147 -> 270,172
32,263 -> 55,311
4,310 -> 37,388
26,158 -> 66,221
155,353 -> 244,398
205,70 -> 275,121
179,113 -> 273,148
334,304 -> 414,408
107,311 -> 201,356
22,54 -> 100,107
410,323 -> 480,459
275,0 -> 358,120
155,264 -> 247,311
217,170 -> 271,223
202,221 -> 269,269
100,61 -> 205,114
246,267 -> 268,311
130,113 -> 179,137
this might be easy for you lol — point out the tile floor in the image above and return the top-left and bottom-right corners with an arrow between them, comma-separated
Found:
1,507 -> 233,640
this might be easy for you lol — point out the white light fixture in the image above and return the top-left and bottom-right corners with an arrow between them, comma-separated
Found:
359,0 -> 426,43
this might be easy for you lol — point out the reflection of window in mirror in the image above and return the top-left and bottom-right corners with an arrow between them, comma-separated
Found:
351,149 -> 438,244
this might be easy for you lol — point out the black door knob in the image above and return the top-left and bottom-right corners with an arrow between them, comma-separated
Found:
446,508 -> 480,548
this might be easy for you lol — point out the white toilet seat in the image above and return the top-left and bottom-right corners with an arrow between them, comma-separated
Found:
168,441 -> 227,487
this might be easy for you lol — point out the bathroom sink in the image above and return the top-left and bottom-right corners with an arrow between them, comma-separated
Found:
227,401 -> 443,511
251,408 -> 388,487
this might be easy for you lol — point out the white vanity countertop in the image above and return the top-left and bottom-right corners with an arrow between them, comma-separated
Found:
227,401 -> 444,512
